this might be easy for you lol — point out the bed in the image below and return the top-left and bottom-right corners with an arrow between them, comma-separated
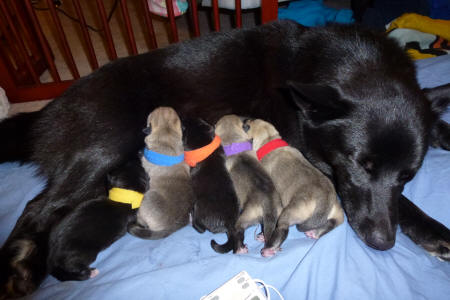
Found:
1,54 -> 450,299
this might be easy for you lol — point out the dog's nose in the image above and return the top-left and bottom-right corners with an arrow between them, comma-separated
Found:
365,230 -> 395,250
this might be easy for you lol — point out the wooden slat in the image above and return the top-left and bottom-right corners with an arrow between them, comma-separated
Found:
23,0 -> 61,82
261,0 -> 278,24
45,0 -> 80,79
140,0 -> 158,49
188,0 -> 200,37
0,1 -> 40,84
5,81 -> 74,103
119,0 -> 138,55
10,0 -> 42,66
165,0 -> 179,43
212,0 -> 220,31
96,0 -> 117,60
235,0 -> 242,28
72,0 -> 99,70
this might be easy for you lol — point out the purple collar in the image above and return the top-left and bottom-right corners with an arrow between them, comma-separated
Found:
223,141 -> 252,156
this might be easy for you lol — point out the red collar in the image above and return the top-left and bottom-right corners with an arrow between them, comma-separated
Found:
256,138 -> 289,161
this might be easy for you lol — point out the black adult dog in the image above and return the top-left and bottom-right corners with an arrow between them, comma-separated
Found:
1,20 -> 450,297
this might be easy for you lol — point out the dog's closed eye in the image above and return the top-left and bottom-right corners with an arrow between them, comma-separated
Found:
398,171 -> 415,182
359,159 -> 374,174
142,125 -> 152,135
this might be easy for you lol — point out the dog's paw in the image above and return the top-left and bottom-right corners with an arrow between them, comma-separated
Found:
255,232 -> 265,242
0,239 -> 40,298
423,241 -> 450,262
89,268 -> 99,278
304,230 -> 319,239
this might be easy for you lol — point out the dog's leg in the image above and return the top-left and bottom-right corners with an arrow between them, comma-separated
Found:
399,195 -> 450,261
231,204 -> 262,254
261,209 -> 292,257
0,167 -> 107,297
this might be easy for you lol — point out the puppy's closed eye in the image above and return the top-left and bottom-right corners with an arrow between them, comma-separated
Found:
142,125 -> 152,135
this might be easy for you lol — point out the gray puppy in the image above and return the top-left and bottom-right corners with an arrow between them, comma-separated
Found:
214,115 -> 283,254
128,107 -> 195,239
246,119 -> 344,257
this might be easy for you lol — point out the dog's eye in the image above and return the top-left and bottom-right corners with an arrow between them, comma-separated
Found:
142,126 -> 152,135
242,123 -> 250,132
359,159 -> 374,173
398,171 -> 415,182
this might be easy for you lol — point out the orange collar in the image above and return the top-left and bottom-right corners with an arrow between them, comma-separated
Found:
184,135 -> 221,167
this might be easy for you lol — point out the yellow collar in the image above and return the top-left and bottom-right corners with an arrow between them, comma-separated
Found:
108,187 -> 144,209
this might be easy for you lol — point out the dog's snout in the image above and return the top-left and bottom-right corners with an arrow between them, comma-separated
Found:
364,228 -> 395,250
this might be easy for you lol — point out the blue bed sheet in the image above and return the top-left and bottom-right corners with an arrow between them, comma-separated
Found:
1,55 -> 449,299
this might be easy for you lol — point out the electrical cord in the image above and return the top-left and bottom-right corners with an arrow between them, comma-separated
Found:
31,0 -> 119,33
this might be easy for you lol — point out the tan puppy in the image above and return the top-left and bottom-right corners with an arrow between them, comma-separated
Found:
214,115 -> 282,254
246,119 -> 344,257
128,107 -> 195,239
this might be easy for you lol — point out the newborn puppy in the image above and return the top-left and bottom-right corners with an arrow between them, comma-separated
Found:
246,119 -> 344,257
128,107 -> 195,239
47,156 -> 147,281
182,118 -> 240,253
214,115 -> 283,254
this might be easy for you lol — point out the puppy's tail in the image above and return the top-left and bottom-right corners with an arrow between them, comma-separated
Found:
210,231 -> 234,254
0,112 -> 38,163
127,223 -> 172,240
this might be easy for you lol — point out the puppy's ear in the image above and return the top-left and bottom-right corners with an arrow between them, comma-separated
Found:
241,117 -> 253,133
423,83 -> 450,117
285,81 -> 353,124
424,83 -> 450,151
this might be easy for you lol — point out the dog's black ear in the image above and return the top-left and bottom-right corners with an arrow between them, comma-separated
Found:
423,83 -> 450,117
285,81 -> 352,124
424,83 -> 450,151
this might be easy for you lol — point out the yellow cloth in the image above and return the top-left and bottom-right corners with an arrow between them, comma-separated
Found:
108,188 -> 144,209
386,13 -> 450,41
406,49 -> 437,60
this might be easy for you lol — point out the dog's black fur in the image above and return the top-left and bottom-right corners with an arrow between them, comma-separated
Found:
1,20 -> 450,297
182,118 -> 240,252
46,156 -> 147,282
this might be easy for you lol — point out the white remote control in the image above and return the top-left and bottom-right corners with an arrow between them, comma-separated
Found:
201,271 -> 268,300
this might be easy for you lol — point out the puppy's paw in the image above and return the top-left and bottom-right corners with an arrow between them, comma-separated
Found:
260,247 -> 280,257
235,245 -> 248,254
304,230 -> 319,239
89,268 -> 99,278
255,232 -> 265,242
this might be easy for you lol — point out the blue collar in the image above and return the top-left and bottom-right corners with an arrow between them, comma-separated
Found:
143,148 -> 184,166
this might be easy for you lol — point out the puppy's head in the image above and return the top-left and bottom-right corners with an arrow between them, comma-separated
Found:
245,119 -> 281,150
286,80 -> 433,251
144,107 -> 183,151
215,115 -> 249,144
182,118 -> 215,151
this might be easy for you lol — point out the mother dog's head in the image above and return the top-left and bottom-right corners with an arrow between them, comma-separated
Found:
286,78 -> 450,250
